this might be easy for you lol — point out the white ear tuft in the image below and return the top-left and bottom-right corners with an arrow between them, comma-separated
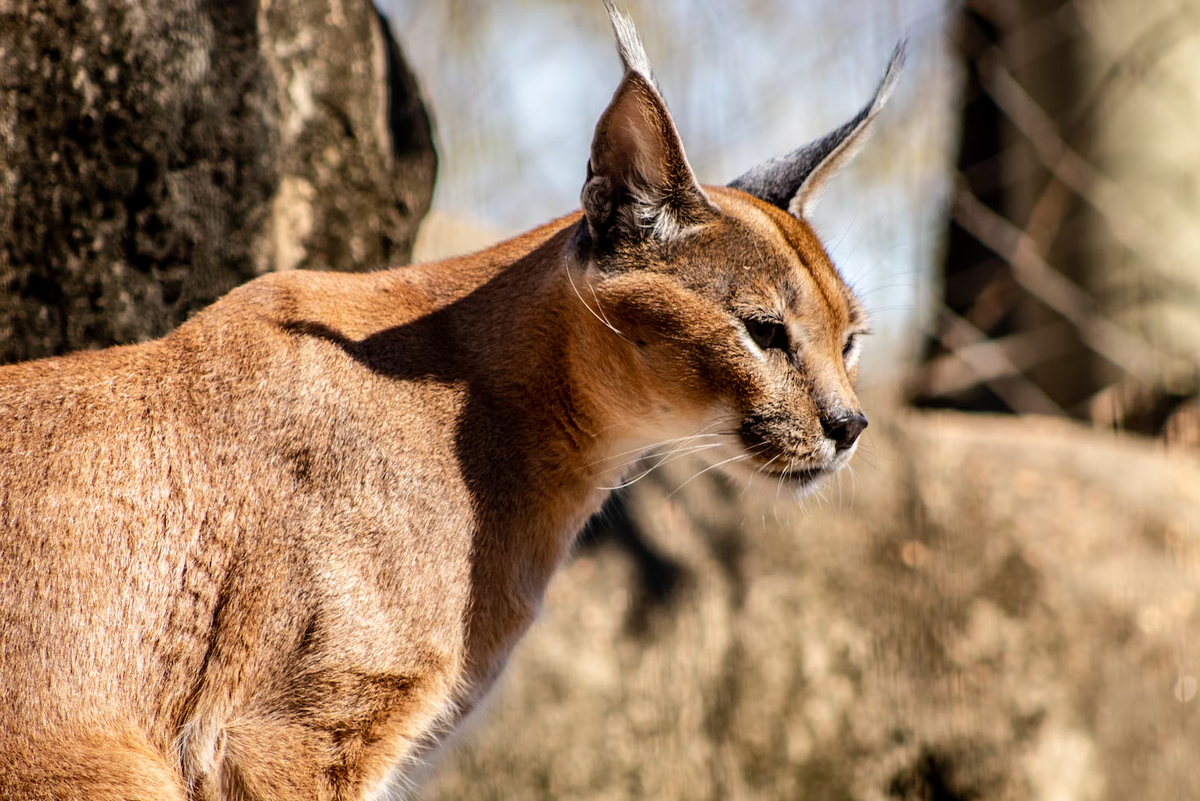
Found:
604,2 -> 655,85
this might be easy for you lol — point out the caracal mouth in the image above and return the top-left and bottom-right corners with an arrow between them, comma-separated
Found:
633,429 -> 859,496
763,464 -> 824,485
751,463 -> 833,494
734,442 -> 859,493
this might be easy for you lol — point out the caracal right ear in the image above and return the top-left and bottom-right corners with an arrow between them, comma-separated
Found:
581,2 -> 719,248
728,42 -> 906,220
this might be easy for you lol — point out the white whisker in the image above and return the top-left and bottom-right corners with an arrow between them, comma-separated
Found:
776,456 -> 794,502
566,263 -> 627,341
588,282 -> 622,335
580,411 -> 735,452
599,442 -> 726,490
582,428 -> 731,471
667,446 -> 765,498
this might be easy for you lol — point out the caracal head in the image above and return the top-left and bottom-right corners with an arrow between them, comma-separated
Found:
572,4 -> 904,494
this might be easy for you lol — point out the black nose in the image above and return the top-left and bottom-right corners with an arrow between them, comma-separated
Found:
823,412 -> 867,451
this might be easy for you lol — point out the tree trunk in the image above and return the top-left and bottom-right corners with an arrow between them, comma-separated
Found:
0,0 -> 436,364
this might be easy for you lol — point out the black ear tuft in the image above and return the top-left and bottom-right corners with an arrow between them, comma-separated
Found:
728,42 -> 906,220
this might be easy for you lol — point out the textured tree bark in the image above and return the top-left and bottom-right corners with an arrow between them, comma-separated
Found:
0,0 -> 436,364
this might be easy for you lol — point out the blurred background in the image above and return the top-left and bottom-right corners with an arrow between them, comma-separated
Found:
2,0 -> 1197,798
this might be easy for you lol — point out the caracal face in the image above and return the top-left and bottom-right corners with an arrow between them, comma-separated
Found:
583,187 -> 869,494
572,7 -> 901,496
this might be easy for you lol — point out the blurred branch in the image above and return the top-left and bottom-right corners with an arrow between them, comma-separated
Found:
922,307 -> 1069,416
1068,2 -> 1200,133
960,269 -> 1018,334
1022,175 -> 1073,257
1070,1 -> 1200,130
976,46 -> 1180,281
952,182 -> 1173,385
919,319 -> 1076,397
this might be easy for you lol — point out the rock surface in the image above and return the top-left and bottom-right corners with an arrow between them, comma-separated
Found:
0,0 -> 435,364
428,406 -> 1200,801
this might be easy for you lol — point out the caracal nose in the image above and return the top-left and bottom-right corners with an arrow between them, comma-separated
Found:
823,412 -> 868,451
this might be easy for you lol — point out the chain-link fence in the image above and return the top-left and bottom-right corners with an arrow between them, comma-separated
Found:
912,0 -> 1200,449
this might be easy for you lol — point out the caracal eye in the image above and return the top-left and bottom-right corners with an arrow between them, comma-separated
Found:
744,319 -> 789,352
842,333 -> 859,359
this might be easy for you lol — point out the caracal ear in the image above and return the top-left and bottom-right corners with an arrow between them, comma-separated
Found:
582,3 -> 718,247
729,42 -> 906,220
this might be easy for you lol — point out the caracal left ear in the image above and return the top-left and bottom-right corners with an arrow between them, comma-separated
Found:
729,42 -> 906,220
581,3 -> 718,248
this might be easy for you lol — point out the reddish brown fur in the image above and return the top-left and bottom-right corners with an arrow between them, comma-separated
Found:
0,192 -> 864,800
0,9 -> 885,799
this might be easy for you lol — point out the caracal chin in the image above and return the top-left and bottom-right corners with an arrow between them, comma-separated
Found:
0,4 -> 903,799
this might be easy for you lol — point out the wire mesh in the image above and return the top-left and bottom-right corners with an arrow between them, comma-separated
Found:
911,0 -> 1200,448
